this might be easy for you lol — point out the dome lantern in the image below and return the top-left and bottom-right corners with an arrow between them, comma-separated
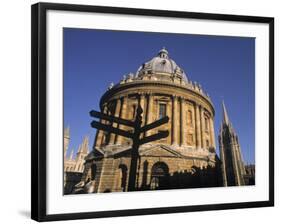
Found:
158,47 -> 169,59
135,48 -> 188,83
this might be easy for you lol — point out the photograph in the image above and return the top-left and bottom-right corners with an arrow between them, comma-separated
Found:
63,28 -> 256,194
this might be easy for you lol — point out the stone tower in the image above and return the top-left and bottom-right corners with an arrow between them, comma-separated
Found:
218,101 -> 246,186
64,134 -> 90,194
75,136 -> 90,172
64,127 -> 70,158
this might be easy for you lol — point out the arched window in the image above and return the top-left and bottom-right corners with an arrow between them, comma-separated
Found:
187,110 -> 193,125
119,164 -> 128,192
150,162 -> 169,190
159,103 -> 167,119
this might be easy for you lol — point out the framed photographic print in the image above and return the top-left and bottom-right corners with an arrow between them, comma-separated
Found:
31,2 -> 274,222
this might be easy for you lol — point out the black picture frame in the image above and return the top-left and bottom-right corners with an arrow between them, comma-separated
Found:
31,2 -> 274,222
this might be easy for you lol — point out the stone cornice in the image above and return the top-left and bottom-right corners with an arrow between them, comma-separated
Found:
100,80 -> 215,115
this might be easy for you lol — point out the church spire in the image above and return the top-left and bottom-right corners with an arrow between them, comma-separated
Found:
218,100 -> 246,186
69,149 -> 74,160
78,136 -> 89,154
82,136 -> 89,154
222,101 -> 230,125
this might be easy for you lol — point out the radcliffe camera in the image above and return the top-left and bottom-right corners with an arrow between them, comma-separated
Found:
63,29 -> 255,194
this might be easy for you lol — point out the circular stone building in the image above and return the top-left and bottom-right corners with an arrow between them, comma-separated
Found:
80,48 -> 219,193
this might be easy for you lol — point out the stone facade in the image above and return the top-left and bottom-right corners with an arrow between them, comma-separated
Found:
80,48 -> 221,193
244,164 -> 255,185
63,128 -> 89,194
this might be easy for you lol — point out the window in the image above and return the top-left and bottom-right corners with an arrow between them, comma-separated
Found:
159,103 -> 166,119
187,110 -> 193,125
119,164 -> 128,192
150,162 -> 169,190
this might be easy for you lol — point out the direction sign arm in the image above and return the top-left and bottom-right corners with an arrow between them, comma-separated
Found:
139,130 -> 169,145
139,116 -> 169,133
91,121 -> 133,139
90,110 -> 135,127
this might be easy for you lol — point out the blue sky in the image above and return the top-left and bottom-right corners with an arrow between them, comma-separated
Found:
64,28 -> 255,164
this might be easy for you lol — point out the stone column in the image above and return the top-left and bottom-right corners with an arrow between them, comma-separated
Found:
172,95 -> 178,145
109,98 -> 121,145
145,93 -> 153,136
180,97 -> 186,146
139,93 -> 145,138
209,117 -> 216,149
116,96 -> 128,145
195,103 -> 202,149
95,105 -> 108,147
114,97 -> 123,144
139,93 -> 145,124
200,106 -> 206,149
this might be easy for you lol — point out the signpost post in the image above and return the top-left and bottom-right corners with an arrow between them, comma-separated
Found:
90,104 -> 169,191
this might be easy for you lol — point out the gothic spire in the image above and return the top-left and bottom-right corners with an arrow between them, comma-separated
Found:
69,149 -> 74,160
64,126 -> 70,139
82,136 -> 89,154
78,136 -> 89,154
222,101 -> 230,125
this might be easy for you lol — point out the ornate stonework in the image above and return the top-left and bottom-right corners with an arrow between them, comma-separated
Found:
63,128 -> 89,194
80,48 -> 220,193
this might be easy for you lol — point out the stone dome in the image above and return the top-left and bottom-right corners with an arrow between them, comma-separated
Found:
136,48 -> 188,83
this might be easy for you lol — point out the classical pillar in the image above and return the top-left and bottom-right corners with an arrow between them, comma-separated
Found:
200,106 -> 206,149
145,93 -> 153,136
180,97 -> 186,146
195,103 -> 202,149
109,98 -> 121,145
114,98 -> 123,144
209,117 -> 216,149
139,93 -> 145,124
116,96 -> 128,145
172,95 -> 178,145
108,99 -> 121,145
95,105 -> 108,147
139,93 -> 145,138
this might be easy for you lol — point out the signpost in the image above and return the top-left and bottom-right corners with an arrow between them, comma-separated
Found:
90,104 -> 169,191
